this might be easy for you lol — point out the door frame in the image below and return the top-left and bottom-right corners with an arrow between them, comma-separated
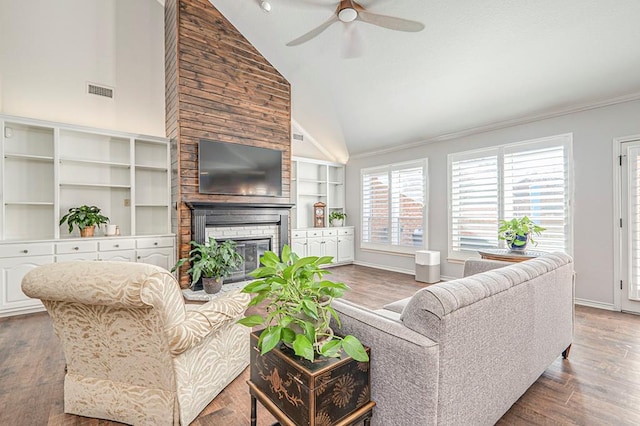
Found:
613,134 -> 640,311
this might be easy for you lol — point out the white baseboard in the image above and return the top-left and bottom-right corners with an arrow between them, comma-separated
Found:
439,275 -> 455,281
574,298 -> 617,311
0,305 -> 46,318
352,260 -> 414,275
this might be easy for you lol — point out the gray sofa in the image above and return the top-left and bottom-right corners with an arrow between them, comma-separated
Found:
331,252 -> 574,425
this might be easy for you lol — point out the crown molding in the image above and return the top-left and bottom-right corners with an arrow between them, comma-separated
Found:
350,92 -> 640,160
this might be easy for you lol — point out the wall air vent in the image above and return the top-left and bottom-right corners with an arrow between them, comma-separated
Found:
87,83 -> 114,99
293,133 -> 304,141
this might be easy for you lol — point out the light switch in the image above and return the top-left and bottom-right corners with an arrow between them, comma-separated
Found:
4,127 -> 13,138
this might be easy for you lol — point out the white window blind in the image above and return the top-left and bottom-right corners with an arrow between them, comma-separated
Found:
450,153 -> 499,253
362,160 -> 427,253
448,134 -> 572,258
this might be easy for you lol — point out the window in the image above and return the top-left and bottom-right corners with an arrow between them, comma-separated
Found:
361,159 -> 427,254
448,134 -> 572,259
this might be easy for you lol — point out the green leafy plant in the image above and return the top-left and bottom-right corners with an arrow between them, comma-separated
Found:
59,205 -> 109,234
171,238 -> 244,285
329,211 -> 347,225
498,216 -> 546,249
237,245 -> 369,363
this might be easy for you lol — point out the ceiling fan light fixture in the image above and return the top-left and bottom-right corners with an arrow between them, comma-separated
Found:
260,1 -> 271,13
338,7 -> 357,23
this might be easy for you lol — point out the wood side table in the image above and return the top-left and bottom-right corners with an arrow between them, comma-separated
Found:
248,330 -> 374,426
478,249 -> 548,262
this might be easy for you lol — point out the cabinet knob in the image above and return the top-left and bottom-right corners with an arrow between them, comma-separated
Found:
115,244 -> 119,248
73,247 -> 79,250
21,249 -> 28,254
154,242 -> 158,246
137,256 -> 141,259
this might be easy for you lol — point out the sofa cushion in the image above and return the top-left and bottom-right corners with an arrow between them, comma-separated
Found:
382,297 -> 411,313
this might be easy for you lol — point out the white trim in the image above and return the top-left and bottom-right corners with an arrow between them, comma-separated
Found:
291,119 -> 337,162
350,92 -> 640,160
0,305 -> 46,318
612,134 -> 640,312
352,260 -> 414,275
574,298 -> 616,311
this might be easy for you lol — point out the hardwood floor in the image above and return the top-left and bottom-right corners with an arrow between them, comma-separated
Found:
1,264 -> 639,425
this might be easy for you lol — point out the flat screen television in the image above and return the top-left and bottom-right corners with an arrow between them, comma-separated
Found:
198,139 -> 283,197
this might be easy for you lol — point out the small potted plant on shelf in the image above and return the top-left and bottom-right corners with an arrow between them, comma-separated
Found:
498,216 -> 546,252
171,237 -> 244,294
237,245 -> 369,363
59,205 -> 110,237
328,211 -> 347,227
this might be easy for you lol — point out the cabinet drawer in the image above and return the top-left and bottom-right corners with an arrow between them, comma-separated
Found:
99,239 -> 135,252
0,243 -> 54,258
338,228 -> 354,236
307,229 -> 322,238
322,229 -> 337,236
292,230 -> 307,239
136,237 -> 174,249
56,241 -> 98,254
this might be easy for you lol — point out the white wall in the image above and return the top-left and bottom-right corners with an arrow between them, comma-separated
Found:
346,99 -> 640,308
0,0 -> 165,137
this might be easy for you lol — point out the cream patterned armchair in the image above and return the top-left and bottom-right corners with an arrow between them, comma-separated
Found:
22,261 -> 251,425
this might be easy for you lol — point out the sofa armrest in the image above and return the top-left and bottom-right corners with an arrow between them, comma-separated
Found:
331,299 -> 439,426
166,290 -> 250,356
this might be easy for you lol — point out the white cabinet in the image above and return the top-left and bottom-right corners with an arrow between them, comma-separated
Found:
292,157 -> 346,229
0,235 -> 175,317
137,248 -> 174,270
291,230 -> 308,257
98,239 -> 136,262
1,114 -> 171,240
136,237 -> 175,270
337,228 -> 355,262
290,228 -> 353,265
0,243 -> 54,317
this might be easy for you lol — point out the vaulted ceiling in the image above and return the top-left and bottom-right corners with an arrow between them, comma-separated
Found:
209,0 -> 640,161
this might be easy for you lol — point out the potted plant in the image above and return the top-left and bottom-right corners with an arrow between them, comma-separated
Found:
171,237 -> 244,294
237,245 -> 369,363
329,211 -> 347,227
59,205 -> 109,237
498,216 -> 546,252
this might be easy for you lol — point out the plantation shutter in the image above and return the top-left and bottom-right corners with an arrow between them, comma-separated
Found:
449,152 -> 499,253
503,141 -> 569,252
448,134 -> 572,258
391,164 -> 425,246
362,160 -> 427,252
362,167 -> 390,245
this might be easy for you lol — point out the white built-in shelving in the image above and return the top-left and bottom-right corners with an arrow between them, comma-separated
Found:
0,114 -> 171,240
0,114 -> 175,318
291,157 -> 346,229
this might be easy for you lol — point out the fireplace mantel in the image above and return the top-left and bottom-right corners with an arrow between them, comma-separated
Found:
186,202 -> 294,254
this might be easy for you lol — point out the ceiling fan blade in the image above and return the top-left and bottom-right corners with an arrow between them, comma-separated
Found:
356,9 -> 425,32
286,15 -> 340,46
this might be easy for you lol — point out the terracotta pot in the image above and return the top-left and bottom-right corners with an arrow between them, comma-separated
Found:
202,277 -> 223,294
80,226 -> 95,237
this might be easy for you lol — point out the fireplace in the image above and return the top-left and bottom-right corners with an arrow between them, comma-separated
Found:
187,203 -> 293,284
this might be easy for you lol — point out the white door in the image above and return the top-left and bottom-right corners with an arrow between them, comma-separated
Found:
620,139 -> 640,313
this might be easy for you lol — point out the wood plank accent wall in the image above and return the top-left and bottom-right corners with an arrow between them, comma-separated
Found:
165,0 -> 292,286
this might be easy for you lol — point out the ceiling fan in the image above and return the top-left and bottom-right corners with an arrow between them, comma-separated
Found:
286,0 -> 425,47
